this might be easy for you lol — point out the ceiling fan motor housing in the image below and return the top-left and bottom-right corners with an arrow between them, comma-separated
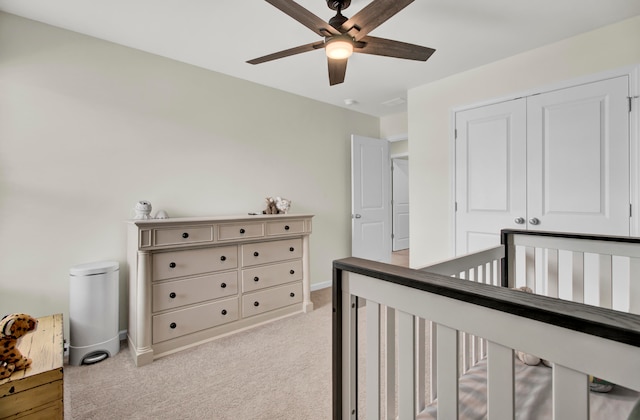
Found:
327,0 -> 351,11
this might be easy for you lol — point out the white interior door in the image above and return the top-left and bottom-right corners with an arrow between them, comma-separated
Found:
392,158 -> 410,251
526,76 -> 630,236
455,99 -> 527,254
351,135 -> 391,263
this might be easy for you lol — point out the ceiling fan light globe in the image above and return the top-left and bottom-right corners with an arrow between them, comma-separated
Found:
325,39 -> 353,59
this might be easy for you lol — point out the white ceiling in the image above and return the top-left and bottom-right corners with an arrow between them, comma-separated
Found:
1,0 -> 639,117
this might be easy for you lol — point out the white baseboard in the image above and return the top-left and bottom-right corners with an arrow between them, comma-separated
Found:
311,281 -> 331,291
119,330 -> 127,341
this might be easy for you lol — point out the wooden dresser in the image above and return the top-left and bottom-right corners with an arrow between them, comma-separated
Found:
0,313 -> 64,419
126,214 -> 313,366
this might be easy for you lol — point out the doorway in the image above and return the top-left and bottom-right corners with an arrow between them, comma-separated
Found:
351,135 -> 410,264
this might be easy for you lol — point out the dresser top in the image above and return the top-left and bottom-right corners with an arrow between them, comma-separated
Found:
127,213 -> 314,227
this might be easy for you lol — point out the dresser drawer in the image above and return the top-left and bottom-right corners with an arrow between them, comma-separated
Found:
152,246 -> 237,281
242,282 -> 302,318
154,226 -> 214,246
218,222 -> 264,241
266,219 -> 306,236
242,260 -> 302,293
242,238 -> 302,267
152,297 -> 239,344
153,271 -> 238,312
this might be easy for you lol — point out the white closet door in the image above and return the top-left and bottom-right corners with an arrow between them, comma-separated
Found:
455,99 -> 527,255
526,76 -> 630,236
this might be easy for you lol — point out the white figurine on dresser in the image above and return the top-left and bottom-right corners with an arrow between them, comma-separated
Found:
126,214 -> 314,366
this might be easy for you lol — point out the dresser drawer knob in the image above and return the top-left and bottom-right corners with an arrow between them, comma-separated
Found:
221,309 -> 228,315
182,232 -> 189,239
289,247 -> 295,252
240,228 -> 245,234
169,292 -> 176,299
254,276 -> 260,282
220,256 -> 227,261
253,251 -> 259,257
284,225 -> 290,230
170,322 -> 177,329
169,262 -> 176,268
290,292 -> 295,298
289,270 -> 295,275
220,283 -> 227,288
254,301 -> 260,307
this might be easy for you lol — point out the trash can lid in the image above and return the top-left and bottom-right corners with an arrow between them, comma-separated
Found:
70,261 -> 119,276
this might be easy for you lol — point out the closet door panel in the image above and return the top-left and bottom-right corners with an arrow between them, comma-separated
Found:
527,76 -> 629,236
455,99 -> 527,254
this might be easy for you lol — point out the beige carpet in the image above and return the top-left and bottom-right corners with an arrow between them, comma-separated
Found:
64,288 -> 334,420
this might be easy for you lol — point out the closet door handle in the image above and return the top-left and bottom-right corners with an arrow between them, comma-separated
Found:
514,217 -> 525,225
529,217 -> 540,225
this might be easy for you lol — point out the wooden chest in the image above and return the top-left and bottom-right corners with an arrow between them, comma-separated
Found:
0,313 -> 64,419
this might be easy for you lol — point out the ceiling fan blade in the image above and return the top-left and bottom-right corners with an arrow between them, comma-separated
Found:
265,0 -> 341,37
327,57 -> 348,86
247,41 -> 325,65
341,0 -> 414,41
355,36 -> 435,61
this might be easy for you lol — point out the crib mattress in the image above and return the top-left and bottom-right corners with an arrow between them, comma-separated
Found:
417,357 -> 639,420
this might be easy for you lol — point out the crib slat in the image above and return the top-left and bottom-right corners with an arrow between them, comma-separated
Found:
429,322 -> 438,403
525,246 -> 535,290
415,317 -> 426,414
436,324 -> 459,420
630,257 -> 640,314
342,293 -> 358,419
398,311 -> 415,420
386,306 -> 396,419
366,301 -> 381,419
572,251 -> 585,303
487,342 -> 514,419
552,365 -> 589,419
599,254 -> 612,309
547,248 -> 559,298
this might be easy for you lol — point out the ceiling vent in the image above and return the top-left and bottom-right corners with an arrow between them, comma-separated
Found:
381,97 -> 406,107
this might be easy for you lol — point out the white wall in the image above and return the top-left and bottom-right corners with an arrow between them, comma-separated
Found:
408,15 -> 640,268
0,13 -> 379,334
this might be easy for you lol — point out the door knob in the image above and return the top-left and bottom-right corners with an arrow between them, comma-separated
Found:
353,214 -> 362,219
529,217 -> 540,225
514,217 -> 525,225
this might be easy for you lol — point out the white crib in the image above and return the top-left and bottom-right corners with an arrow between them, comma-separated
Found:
332,229 -> 640,419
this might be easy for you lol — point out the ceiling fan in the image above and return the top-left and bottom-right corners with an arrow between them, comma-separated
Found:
247,0 -> 436,86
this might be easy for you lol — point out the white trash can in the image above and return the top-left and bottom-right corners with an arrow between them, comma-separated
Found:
69,261 -> 120,365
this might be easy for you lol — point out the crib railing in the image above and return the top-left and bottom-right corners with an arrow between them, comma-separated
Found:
502,229 -> 640,313
333,230 -> 640,420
